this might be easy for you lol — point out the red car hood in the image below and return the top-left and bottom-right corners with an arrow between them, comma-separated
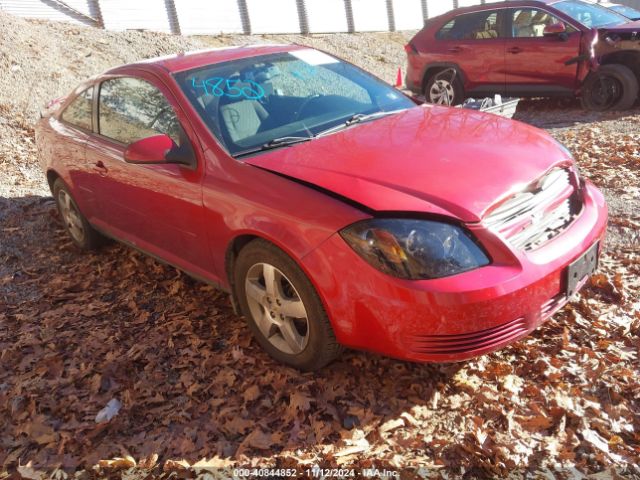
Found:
245,105 -> 572,223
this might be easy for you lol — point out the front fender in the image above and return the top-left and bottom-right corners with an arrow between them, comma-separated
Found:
201,153 -> 370,290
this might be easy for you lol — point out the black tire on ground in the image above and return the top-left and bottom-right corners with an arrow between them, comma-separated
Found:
424,69 -> 465,106
52,178 -> 106,250
234,239 -> 343,371
581,64 -> 639,111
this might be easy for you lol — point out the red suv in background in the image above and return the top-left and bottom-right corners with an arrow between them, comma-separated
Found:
405,0 -> 640,110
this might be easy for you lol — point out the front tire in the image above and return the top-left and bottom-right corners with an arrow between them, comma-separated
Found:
581,64 -> 638,111
234,239 -> 342,371
53,178 -> 105,250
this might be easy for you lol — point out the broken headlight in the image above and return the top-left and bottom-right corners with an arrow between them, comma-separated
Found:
340,219 -> 490,280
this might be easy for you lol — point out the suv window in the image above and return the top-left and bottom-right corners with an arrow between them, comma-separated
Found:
436,11 -> 503,40
98,77 -> 181,145
511,8 -> 576,37
61,87 -> 93,131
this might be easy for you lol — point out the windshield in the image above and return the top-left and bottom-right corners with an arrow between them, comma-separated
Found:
609,4 -> 640,19
553,0 -> 629,27
174,49 -> 414,157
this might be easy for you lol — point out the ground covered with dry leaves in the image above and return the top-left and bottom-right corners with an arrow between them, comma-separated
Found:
1,12 -> 639,480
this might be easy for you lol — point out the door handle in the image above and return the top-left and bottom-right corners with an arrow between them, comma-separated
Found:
507,47 -> 523,54
448,46 -> 463,53
93,160 -> 108,176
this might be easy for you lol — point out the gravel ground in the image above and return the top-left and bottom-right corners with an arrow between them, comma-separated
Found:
1,11 -> 640,476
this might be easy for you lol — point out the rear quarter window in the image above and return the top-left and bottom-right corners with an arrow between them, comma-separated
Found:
60,87 -> 93,131
436,19 -> 456,40
436,11 -> 502,40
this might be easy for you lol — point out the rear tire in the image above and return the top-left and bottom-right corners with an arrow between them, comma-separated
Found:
581,64 -> 638,111
234,239 -> 343,371
424,69 -> 465,106
53,178 -> 105,250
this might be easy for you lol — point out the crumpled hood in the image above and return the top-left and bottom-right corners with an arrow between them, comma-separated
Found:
601,19 -> 640,33
245,105 -> 572,223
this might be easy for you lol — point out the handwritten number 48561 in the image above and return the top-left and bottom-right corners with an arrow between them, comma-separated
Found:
192,77 -> 265,100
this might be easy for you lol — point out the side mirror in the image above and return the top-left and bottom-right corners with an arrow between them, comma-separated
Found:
543,22 -> 568,40
124,134 -> 196,168
124,134 -> 175,164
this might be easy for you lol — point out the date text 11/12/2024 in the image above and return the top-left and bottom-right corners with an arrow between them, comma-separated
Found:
232,467 -> 400,477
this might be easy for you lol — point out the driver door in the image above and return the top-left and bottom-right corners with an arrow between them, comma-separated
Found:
84,73 -> 214,275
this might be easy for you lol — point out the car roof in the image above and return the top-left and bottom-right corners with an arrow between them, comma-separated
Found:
107,43 -> 307,75
446,0 -> 563,16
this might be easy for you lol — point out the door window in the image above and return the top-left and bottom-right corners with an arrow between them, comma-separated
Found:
60,87 -> 93,131
511,8 -> 575,37
98,77 -> 182,145
436,10 -> 503,40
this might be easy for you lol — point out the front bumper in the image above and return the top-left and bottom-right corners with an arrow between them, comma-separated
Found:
300,181 -> 608,363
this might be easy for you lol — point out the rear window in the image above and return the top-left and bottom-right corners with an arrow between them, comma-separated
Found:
436,10 -> 502,40
60,87 -> 93,131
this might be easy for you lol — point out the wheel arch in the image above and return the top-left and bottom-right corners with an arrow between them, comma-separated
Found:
421,63 -> 467,93
600,51 -> 640,82
225,234 -> 260,312
223,231 -> 336,324
46,169 -> 61,193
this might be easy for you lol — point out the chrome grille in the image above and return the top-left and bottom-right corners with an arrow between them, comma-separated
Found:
484,168 -> 580,251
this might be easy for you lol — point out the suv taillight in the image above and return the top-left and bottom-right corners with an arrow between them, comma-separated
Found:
46,97 -> 64,109
404,43 -> 418,54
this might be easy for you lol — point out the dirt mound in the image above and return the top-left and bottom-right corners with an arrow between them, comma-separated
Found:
0,12 -> 205,121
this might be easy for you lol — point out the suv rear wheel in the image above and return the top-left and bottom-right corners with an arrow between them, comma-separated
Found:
424,68 -> 465,106
581,64 -> 639,111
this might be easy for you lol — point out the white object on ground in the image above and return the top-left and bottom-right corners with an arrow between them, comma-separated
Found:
95,398 -> 122,423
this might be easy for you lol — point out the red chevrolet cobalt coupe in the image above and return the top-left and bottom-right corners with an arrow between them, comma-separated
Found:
36,45 -> 607,370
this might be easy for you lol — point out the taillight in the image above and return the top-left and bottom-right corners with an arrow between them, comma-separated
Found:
404,43 -> 418,54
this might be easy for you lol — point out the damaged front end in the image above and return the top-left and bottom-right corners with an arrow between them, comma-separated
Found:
590,23 -> 640,74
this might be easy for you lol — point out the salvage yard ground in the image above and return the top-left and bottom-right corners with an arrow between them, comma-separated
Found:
0,11 -> 639,478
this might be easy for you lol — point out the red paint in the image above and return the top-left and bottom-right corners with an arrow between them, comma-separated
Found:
36,45 -> 608,363
244,105 -> 573,222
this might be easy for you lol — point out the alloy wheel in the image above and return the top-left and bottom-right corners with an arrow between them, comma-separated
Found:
429,79 -> 455,105
58,190 -> 85,243
244,262 -> 309,355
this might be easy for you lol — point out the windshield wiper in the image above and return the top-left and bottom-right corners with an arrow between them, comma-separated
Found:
233,136 -> 313,158
232,110 -> 407,158
317,109 -> 407,137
